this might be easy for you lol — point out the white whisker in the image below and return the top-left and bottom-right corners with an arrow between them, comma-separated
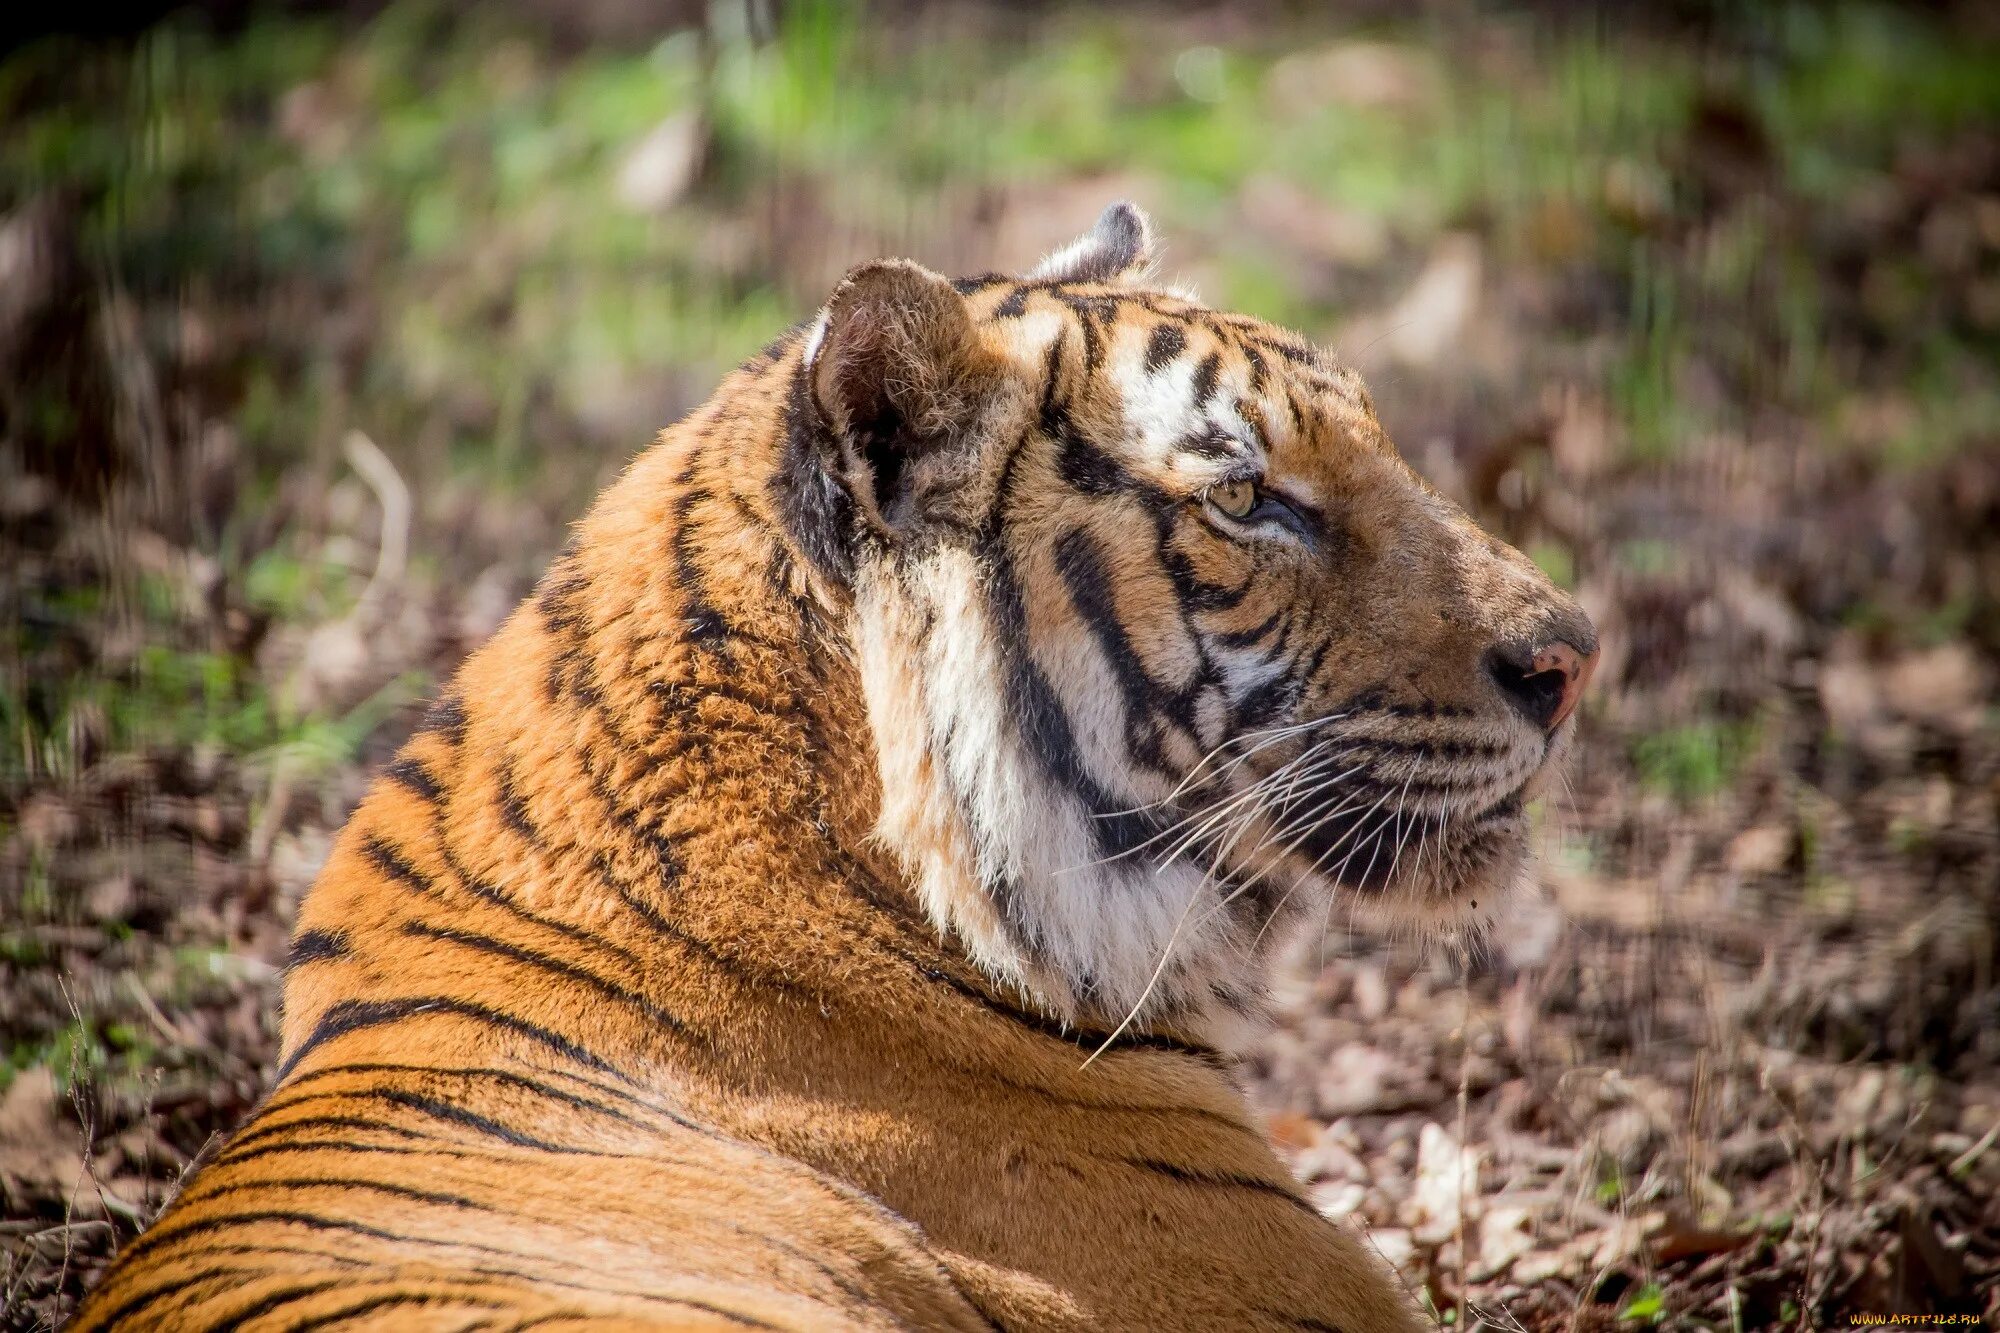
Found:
1154,739 -> 1353,870
1090,713 -> 1346,819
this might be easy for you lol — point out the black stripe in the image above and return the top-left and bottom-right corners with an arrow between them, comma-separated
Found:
914,960 -> 1226,1068
447,840 -> 648,969
275,995 -> 623,1084
286,928 -> 349,969
982,539 -> 1158,864
362,829 -> 649,975
212,1137 -> 452,1169
218,1080 -> 705,1168
80,1266 -> 298,1332
383,754 -> 442,803
984,1070 -> 1253,1130
110,1207 -> 528,1274
1055,291 -> 1108,372
533,562 -> 589,634
536,554 -> 610,709
977,410 -> 1165,866
275,1062 -> 652,1126
1243,343 -> 1268,392
1338,764 -> 1495,800
1050,419 -> 1129,497
1120,1156 -> 1316,1213
1052,526 -> 1190,773
359,832 -> 438,898
1285,384 -> 1310,437
215,1115 -> 429,1162
1190,352 -> 1221,407
1180,428 -> 1240,461
670,487 -> 733,646
1232,671 -> 1301,732
416,692 -> 467,744
494,763 -> 541,847
1213,606 -> 1284,650
284,1291 -> 505,1331
180,1173 -> 491,1214
1155,518 -> 1253,613
1246,332 -> 1320,366
1294,637 -> 1337,702
399,921 -> 699,1045
364,1087 -> 584,1152
1340,734 -> 1504,761
772,360 -> 860,583
1046,394 -> 1140,498
1144,322 -> 1186,371
110,1211 -> 404,1272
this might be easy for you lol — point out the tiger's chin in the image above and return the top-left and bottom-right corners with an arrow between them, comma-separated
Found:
1316,781 -> 1546,956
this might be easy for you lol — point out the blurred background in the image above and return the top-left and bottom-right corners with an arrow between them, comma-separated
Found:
2,1 -> 1997,1327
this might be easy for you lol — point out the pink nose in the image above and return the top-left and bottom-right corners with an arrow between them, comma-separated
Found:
1531,640 -> 1595,731
1485,636 -> 1598,732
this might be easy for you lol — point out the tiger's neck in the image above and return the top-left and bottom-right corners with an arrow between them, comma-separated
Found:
542,351 -> 1261,1050
851,548 -> 1271,1046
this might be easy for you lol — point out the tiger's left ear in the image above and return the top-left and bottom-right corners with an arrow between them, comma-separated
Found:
1026,201 -> 1155,284
804,258 -> 1001,528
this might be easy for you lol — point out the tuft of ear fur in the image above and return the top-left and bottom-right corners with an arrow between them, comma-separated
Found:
1026,201 -> 1155,284
806,260 -> 996,525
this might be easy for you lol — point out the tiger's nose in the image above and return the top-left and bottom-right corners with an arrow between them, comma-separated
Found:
1484,634 -> 1597,732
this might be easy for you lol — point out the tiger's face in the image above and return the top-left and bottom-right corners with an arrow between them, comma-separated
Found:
792,205 -> 1595,1035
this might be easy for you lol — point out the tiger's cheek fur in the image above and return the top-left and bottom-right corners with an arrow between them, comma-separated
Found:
856,555 -> 1069,1008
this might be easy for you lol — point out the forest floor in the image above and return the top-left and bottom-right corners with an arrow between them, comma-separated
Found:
4,3 -> 1998,1328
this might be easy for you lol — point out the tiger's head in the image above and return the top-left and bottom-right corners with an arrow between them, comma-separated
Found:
780,204 -> 1596,1039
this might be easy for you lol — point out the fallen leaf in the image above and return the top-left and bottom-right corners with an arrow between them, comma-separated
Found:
1725,824 -> 1792,877
1883,642 -> 1986,732
1384,235 -> 1482,368
1409,1122 -> 1481,1244
1474,1201 -> 1541,1279
1650,1220 -> 1751,1264
616,113 -> 706,215
0,1068 -> 87,1203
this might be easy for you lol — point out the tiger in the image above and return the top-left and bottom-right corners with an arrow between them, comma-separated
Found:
77,203 -> 1596,1332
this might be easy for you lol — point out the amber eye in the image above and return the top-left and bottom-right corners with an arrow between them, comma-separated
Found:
1206,477 -> 1258,520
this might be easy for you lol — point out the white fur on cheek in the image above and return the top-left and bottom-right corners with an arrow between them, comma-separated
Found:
854,564 -> 1042,1002
800,310 -> 832,371
855,549 -> 1266,1040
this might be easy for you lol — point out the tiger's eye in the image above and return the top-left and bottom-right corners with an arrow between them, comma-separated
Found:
1208,478 -> 1257,519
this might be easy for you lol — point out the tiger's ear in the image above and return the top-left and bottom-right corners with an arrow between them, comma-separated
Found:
806,259 -> 997,524
1026,201 -> 1154,284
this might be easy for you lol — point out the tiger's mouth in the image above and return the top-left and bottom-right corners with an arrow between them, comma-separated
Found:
1174,709 -> 1567,921
1280,784 -> 1524,898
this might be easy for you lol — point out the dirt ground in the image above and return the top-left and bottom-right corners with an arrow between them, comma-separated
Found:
4,3 -> 1998,1329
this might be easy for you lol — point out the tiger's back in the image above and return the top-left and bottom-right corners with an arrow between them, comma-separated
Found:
83,205 -> 1596,1330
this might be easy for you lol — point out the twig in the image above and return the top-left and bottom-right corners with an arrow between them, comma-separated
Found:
1456,979 -> 1471,1331
1947,1121 -> 1999,1178
340,428 -> 409,617
246,766 -> 296,867
122,972 -> 194,1049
